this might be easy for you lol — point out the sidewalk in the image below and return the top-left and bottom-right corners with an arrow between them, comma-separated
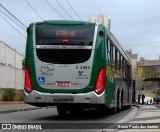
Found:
116,105 -> 160,132
0,101 -> 40,114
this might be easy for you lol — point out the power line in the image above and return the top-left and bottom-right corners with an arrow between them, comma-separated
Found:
0,8 -> 26,31
55,0 -> 74,20
45,0 -> 66,20
0,4 -> 27,31
66,0 -> 81,20
25,0 -> 43,21
0,4 -> 26,28
123,41 -> 160,47
0,13 -> 25,38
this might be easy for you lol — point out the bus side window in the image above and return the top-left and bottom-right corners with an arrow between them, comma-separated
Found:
127,64 -> 132,87
113,46 -> 115,63
122,58 -> 125,78
125,61 -> 128,79
107,39 -> 111,62
116,50 -> 120,74
119,54 -> 121,68
111,45 -> 116,72
121,56 -> 123,69
124,59 -> 126,78
110,44 -> 113,62
119,54 -> 123,76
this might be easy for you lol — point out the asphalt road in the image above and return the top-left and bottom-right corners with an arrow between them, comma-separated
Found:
0,106 -> 138,132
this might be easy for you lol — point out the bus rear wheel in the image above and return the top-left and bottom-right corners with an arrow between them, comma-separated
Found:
117,94 -> 122,113
57,106 -> 69,116
109,107 -> 116,114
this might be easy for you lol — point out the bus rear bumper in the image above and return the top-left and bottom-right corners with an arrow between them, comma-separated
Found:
24,90 -> 105,106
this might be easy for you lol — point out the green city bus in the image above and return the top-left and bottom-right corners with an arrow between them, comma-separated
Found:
24,20 -> 132,116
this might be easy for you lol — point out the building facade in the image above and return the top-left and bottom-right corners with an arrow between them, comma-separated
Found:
0,41 -> 24,89
127,49 -> 138,81
0,41 -> 24,69
127,50 -> 160,100
89,15 -> 111,30
126,50 -> 138,102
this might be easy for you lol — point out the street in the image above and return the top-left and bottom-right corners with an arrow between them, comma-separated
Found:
0,106 -> 138,131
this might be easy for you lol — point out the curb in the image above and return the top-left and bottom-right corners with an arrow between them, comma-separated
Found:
0,107 -> 42,114
132,104 -> 142,115
0,105 -> 57,114
0,101 -> 24,104
155,104 -> 160,109
100,105 -> 141,132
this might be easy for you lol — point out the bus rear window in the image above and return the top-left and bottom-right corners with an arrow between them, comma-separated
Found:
36,49 -> 91,64
35,23 -> 95,46
35,23 -> 95,64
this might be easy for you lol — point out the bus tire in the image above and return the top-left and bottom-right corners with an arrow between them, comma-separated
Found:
128,105 -> 132,108
117,92 -> 122,113
109,107 -> 116,114
57,106 -> 68,116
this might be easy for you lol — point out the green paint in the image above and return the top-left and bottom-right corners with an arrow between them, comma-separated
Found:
25,20 -> 131,108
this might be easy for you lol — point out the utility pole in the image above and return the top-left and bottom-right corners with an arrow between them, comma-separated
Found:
14,48 -> 16,89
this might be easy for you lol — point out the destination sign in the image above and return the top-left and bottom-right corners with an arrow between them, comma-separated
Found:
56,31 -> 76,37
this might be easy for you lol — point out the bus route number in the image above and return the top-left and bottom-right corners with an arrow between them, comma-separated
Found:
56,31 -> 76,37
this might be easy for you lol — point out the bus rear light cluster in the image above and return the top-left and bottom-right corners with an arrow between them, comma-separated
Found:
25,68 -> 33,93
94,67 -> 106,95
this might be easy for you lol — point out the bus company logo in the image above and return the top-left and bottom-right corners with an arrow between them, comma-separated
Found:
40,64 -> 55,75
2,124 -> 11,129
78,71 -> 84,76
78,71 -> 87,77
38,77 -> 45,84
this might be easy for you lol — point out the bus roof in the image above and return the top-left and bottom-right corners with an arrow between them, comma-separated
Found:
35,20 -> 90,26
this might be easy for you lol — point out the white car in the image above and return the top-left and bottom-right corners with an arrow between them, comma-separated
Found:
136,96 -> 153,104
144,97 -> 153,104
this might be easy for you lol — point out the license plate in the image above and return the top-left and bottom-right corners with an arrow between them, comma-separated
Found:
56,81 -> 71,87
53,96 -> 74,102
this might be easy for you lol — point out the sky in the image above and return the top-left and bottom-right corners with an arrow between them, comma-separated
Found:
0,0 -> 160,60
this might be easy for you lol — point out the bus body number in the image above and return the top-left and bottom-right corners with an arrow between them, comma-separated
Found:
76,66 -> 90,69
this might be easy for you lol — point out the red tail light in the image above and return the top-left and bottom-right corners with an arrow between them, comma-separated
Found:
25,68 -> 33,93
62,39 -> 69,44
94,67 -> 106,95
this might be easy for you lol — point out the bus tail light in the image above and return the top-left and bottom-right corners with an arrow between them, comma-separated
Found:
25,68 -> 33,93
62,39 -> 69,44
94,67 -> 106,95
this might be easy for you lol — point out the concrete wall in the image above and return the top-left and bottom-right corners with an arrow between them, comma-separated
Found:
0,42 -> 5,64
0,65 -> 24,89
0,41 -> 24,69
